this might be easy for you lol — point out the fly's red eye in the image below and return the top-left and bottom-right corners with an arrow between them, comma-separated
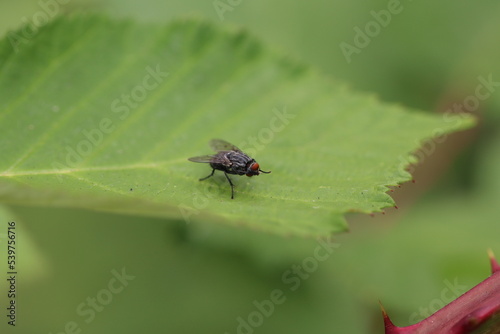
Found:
251,163 -> 259,171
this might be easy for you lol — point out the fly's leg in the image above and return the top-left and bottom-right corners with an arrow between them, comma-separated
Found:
199,169 -> 215,181
224,172 -> 235,199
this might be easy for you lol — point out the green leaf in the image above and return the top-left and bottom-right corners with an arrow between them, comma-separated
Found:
0,15 -> 474,237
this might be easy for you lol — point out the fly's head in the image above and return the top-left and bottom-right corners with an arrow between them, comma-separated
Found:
246,161 -> 271,177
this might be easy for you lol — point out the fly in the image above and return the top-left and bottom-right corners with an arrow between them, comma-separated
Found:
188,139 -> 271,199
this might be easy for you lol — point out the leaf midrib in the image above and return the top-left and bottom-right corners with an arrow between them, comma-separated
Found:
0,160 -> 179,177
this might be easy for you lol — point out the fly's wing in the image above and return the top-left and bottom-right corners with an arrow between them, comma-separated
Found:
209,139 -> 242,153
188,155 -> 216,163
188,154 -> 230,165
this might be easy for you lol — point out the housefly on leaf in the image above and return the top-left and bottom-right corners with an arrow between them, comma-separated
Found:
188,139 -> 271,199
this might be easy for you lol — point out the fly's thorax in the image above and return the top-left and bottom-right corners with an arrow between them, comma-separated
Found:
223,151 -> 253,175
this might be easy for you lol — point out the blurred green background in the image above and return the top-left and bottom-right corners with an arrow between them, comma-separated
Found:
1,1 -> 499,333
